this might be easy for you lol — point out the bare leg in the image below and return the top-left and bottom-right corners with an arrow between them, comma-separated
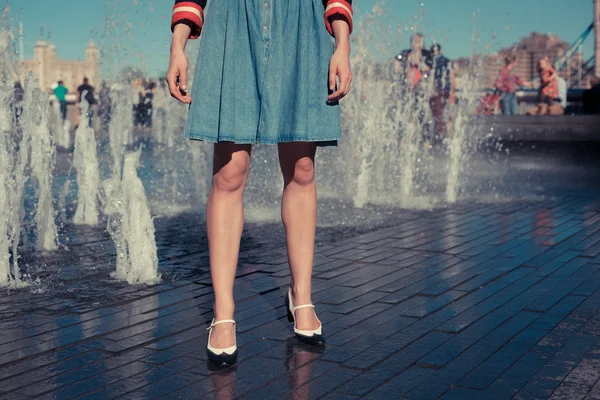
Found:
208,142 -> 252,348
278,142 -> 320,330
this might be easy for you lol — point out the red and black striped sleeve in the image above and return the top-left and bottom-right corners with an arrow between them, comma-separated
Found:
324,0 -> 353,36
171,0 -> 207,39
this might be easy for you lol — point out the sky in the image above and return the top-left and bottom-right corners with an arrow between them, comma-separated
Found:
9,0 -> 596,78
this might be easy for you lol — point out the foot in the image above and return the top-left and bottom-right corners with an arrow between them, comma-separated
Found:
291,291 -> 321,331
209,321 -> 236,349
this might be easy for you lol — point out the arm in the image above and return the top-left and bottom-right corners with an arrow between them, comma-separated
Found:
167,0 -> 205,103
548,69 -> 559,85
166,24 -> 192,104
171,0 -> 206,39
327,18 -> 352,102
325,1 -> 353,102
516,75 -> 533,89
515,75 -> 524,87
324,0 -> 353,36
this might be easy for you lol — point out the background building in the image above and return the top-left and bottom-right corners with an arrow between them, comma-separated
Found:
18,37 -> 100,93
455,32 -> 588,90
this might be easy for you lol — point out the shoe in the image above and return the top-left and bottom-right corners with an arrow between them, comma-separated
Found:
206,319 -> 237,366
286,288 -> 325,346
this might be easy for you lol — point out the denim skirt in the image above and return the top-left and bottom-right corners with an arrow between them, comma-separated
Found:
185,0 -> 341,146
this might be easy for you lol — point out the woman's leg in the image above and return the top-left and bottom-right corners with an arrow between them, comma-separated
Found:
278,142 -> 320,330
208,142 -> 252,348
500,93 -> 510,115
510,93 -> 518,115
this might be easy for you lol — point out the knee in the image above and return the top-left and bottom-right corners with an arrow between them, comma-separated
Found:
290,157 -> 315,187
212,159 -> 249,193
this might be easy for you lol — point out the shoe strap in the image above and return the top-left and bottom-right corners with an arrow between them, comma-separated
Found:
294,304 -> 315,311
207,319 -> 236,330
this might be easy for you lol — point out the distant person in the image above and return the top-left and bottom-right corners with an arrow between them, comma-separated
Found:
494,55 -> 531,115
53,80 -> 68,121
429,44 -> 455,140
140,79 -> 155,130
76,77 -> 96,128
131,78 -> 144,128
527,57 -> 563,116
395,33 -> 433,90
12,81 -> 24,124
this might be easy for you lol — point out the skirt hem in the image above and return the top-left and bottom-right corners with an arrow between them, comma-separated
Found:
185,132 -> 339,146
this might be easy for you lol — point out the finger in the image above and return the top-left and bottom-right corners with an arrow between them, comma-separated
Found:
167,73 -> 186,103
329,74 -> 349,102
328,87 -> 345,102
166,73 -> 178,97
179,67 -> 188,93
329,65 -> 337,92
343,75 -> 352,96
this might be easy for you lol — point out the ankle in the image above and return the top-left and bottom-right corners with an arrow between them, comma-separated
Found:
291,286 -> 312,305
213,299 -> 235,320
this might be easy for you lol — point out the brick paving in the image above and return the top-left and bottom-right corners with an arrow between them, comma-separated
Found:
2,149 -> 600,398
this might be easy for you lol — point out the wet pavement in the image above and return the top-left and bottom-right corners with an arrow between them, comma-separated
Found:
2,143 -> 600,399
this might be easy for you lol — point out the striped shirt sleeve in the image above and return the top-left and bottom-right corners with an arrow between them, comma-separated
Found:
171,0 -> 207,39
324,0 -> 353,36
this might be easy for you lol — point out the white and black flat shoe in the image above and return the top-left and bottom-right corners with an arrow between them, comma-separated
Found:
285,288 -> 325,346
206,319 -> 237,366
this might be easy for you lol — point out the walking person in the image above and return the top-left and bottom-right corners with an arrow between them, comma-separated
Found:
141,80 -> 155,130
131,78 -> 143,128
429,44 -> 455,142
527,57 -> 563,116
76,77 -> 96,128
53,80 -> 68,121
395,33 -> 432,91
166,0 -> 353,366
495,55 -> 530,115
11,81 -> 24,125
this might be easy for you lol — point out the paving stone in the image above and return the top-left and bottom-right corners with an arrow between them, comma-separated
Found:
516,317 -> 600,398
437,275 -> 543,333
479,350 -> 553,399
438,386 -> 481,400
279,364 -> 359,399
118,371 -> 203,399
403,310 -> 556,400
336,331 -> 453,396
242,359 -> 337,400
362,365 -> 435,399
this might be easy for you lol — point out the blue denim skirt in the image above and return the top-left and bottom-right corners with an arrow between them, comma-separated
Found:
185,0 -> 341,146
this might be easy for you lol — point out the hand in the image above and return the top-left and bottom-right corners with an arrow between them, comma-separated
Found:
449,92 -> 456,104
328,47 -> 352,103
166,48 -> 191,104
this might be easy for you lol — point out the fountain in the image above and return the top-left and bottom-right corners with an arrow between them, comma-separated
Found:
152,82 -> 169,145
0,0 -> 508,290
50,99 -> 71,149
103,148 -> 160,284
319,4 -> 490,209
108,85 -> 134,178
72,97 -> 100,225
21,80 -> 58,251
444,16 -> 486,203
0,81 -> 25,287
